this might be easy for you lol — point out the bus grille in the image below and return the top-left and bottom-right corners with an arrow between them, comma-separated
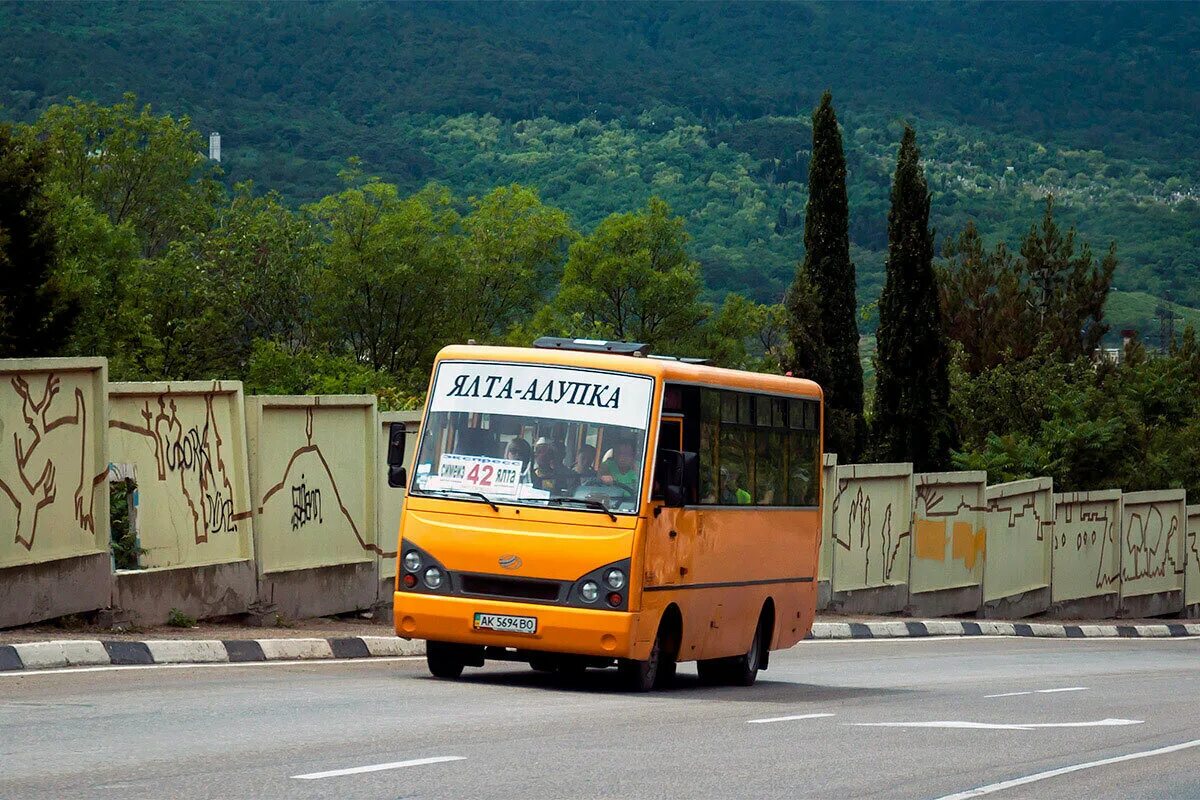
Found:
459,574 -> 563,602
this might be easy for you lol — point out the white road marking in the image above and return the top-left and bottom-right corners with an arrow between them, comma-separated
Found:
931,738 -> 1200,799
850,718 -> 1141,731
0,655 -> 424,678
747,713 -> 836,724
985,687 -> 1088,698
292,756 -> 465,780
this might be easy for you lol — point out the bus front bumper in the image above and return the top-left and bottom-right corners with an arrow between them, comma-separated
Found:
394,592 -> 648,660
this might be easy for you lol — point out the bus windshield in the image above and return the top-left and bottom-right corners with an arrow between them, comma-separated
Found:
411,360 -> 655,514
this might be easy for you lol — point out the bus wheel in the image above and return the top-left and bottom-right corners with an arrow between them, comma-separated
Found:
697,616 -> 766,687
528,655 -> 557,673
426,641 -> 465,679
619,632 -> 662,692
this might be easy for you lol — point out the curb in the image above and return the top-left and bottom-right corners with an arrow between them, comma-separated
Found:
3,621 -> 1198,673
806,620 -> 1200,640
0,636 -> 424,673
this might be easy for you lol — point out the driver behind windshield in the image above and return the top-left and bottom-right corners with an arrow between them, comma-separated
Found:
531,437 -> 578,494
600,439 -> 639,490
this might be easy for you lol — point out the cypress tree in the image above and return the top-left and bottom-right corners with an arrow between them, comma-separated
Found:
786,91 -> 865,459
871,126 -> 955,470
0,124 -> 77,357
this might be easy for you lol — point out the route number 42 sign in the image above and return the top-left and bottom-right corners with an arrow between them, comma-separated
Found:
436,454 -> 523,497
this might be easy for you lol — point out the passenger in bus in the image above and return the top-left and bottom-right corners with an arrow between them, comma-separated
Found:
505,437 -> 533,478
531,437 -> 577,494
719,467 -> 752,505
573,444 -> 598,480
600,439 -> 639,490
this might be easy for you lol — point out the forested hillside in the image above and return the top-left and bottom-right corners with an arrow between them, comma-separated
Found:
2,1 -> 1199,332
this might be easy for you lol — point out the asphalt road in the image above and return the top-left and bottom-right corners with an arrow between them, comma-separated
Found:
2,637 -> 1199,800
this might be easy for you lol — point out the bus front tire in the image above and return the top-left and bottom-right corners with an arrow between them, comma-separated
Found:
426,641 -> 465,679
620,622 -> 678,692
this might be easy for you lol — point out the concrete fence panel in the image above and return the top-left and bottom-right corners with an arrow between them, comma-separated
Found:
1049,491 -> 1122,618
816,453 -> 837,609
829,462 -> 914,614
1119,490 -> 1186,618
983,478 -> 1053,618
907,471 -> 986,617
107,381 -> 256,624
1186,506 -> 1200,617
246,395 -> 383,619
0,358 -> 111,628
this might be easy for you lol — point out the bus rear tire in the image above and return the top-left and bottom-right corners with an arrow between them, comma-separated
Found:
426,641 -> 465,679
697,615 -> 767,687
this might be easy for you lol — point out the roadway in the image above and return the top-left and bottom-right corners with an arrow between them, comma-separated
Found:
2,636 -> 1198,799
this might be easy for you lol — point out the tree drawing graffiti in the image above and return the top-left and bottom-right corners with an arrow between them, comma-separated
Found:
0,373 -> 105,551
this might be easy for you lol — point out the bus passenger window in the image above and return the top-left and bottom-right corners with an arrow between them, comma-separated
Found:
719,424 -> 753,505
756,428 -> 788,505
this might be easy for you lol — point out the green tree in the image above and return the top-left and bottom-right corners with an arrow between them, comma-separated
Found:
704,294 -> 791,371
938,221 -> 1034,375
458,184 -> 575,340
543,197 -> 708,354
0,124 -> 78,357
789,91 -> 864,459
1018,196 -> 1116,359
308,169 -> 462,387
871,126 -> 955,470
32,94 -> 220,258
145,183 -> 321,379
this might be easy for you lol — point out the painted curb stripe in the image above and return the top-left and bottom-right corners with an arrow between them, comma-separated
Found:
329,637 -> 371,659
0,644 -> 22,671
101,640 -> 153,665
3,625 -> 1198,672
849,622 -> 874,639
223,639 -> 267,662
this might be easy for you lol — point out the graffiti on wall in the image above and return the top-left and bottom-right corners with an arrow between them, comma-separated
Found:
1,373 -> 106,551
1122,503 -> 1183,585
983,482 -> 1054,602
832,478 -> 910,588
912,483 -> 987,573
259,407 -> 394,558
108,391 -> 251,543
1054,499 -> 1120,596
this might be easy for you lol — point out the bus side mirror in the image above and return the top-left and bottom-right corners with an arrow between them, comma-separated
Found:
656,449 -> 698,508
387,422 -> 407,488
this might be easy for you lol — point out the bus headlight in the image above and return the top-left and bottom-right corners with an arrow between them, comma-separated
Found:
423,566 -> 444,589
604,568 -> 626,591
404,551 -> 422,572
580,581 -> 600,603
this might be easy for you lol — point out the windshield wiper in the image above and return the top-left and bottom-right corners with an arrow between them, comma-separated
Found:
546,497 -> 617,521
417,488 -> 499,512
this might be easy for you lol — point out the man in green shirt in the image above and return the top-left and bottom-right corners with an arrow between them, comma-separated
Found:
600,439 -> 639,491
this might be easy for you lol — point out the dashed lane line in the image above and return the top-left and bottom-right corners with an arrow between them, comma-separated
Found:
851,718 -> 1142,731
931,738 -> 1200,799
292,756 -> 466,780
747,713 -> 836,724
984,687 -> 1088,698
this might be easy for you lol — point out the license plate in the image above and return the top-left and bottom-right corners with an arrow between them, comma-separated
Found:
473,612 -> 538,635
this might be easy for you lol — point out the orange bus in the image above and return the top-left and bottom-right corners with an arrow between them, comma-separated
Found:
386,338 -> 823,690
